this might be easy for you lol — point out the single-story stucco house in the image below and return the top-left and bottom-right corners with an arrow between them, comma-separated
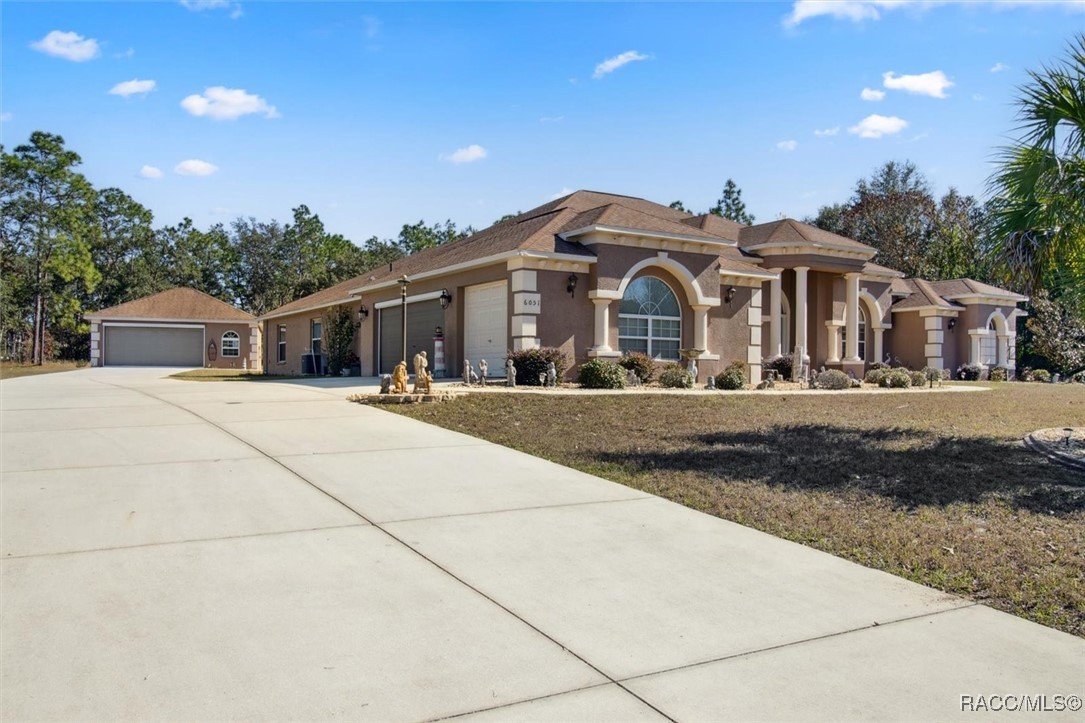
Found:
87,287 -> 261,369
259,190 -> 1027,382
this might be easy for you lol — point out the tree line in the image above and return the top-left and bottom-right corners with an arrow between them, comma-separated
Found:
0,131 -> 472,363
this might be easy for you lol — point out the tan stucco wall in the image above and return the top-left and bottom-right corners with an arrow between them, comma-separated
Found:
887,312 -> 928,370
263,305 -> 358,375
204,321 -> 261,370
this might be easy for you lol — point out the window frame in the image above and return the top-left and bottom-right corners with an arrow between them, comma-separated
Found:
311,319 -> 322,357
617,276 -> 682,361
841,305 -> 868,361
979,321 -> 997,365
277,324 -> 286,364
221,330 -> 241,358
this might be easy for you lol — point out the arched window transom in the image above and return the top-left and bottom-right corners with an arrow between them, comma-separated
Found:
980,320 -> 997,365
222,330 -> 241,357
618,276 -> 681,360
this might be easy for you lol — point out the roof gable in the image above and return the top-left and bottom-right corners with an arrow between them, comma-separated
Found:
88,288 -> 254,321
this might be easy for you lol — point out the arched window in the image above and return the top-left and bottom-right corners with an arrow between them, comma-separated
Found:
980,320 -> 997,365
618,276 -> 681,360
841,305 -> 868,361
222,331 -> 240,357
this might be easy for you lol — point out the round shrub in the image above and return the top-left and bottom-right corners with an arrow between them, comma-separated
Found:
1071,370 -> 1085,384
507,347 -> 570,386
868,361 -> 889,371
864,368 -> 888,386
988,366 -> 1008,382
715,361 -> 747,390
816,369 -> 851,390
762,354 -> 793,381
957,363 -> 982,381
658,363 -> 694,389
578,359 -> 626,389
618,352 -> 655,384
1033,368 -> 1052,383
878,369 -> 912,388
921,366 -> 942,384
909,370 -> 927,387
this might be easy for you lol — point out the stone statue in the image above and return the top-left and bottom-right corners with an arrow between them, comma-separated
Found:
391,361 -> 409,394
463,359 -> 472,385
379,374 -> 392,395
546,361 -> 557,388
705,374 -> 716,390
626,369 -> 642,387
414,370 -> 432,394
413,351 -> 428,381
506,358 -> 516,388
688,358 -> 698,383
478,359 -> 488,386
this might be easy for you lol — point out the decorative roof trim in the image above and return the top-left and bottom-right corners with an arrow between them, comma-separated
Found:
742,242 -> 875,260
560,224 -> 738,249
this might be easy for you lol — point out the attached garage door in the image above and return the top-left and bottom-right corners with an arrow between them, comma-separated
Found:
464,281 -> 508,372
379,300 -> 444,374
104,326 -> 203,367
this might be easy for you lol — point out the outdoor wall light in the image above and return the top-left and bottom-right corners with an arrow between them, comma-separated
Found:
358,304 -> 369,322
724,286 -> 737,305
567,274 -> 578,297
439,288 -> 452,310
948,318 -> 957,331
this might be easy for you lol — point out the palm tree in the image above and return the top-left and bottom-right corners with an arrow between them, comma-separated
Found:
988,34 -> 1085,299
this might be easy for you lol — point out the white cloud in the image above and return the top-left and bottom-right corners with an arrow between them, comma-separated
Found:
440,144 -> 488,164
0,112 -> 11,123
139,165 -> 164,179
814,126 -> 840,136
30,30 -> 100,62
109,79 -> 156,97
785,1 -> 1085,28
883,70 -> 954,98
860,87 -> 886,101
549,187 -> 574,200
114,47 -> 135,59
181,87 -> 279,120
174,159 -> 219,176
776,140 -> 799,151
593,50 -> 650,79
540,115 -> 565,123
848,114 -> 908,139
180,0 -> 242,18
990,62 -> 1009,73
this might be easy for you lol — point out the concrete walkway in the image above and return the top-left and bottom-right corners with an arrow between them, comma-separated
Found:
2,368 -> 1081,721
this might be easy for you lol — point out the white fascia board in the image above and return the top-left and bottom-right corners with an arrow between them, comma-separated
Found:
890,305 -> 960,314
347,250 -> 596,296
720,267 -> 779,281
743,241 -> 876,260
88,316 -> 252,325
259,299 -> 355,322
374,289 -> 447,310
100,321 -> 205,329
861,271 -> 905,282
939,292 -> 1029,304
560,224 -> 738,248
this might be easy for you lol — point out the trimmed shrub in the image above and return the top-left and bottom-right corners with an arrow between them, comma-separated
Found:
659,363 -> 694,389
989,366 -> 1008,382
618,352 -> 655,384
957,363 -> 982,381
1033,368 -> 1052,383
577,359 -> 626,389
762,354 -> 793,381
816,369 -> 851,390
909,370 -> 927,387
715,360 -> 748,390
1019,367 -> 1034,382
921,366 -> 942,384
508,347 -> 570,386
878,369 -> 912,388
1071,370 -> 1085,384
868,361 -> 889,371
864,368 -> 888,386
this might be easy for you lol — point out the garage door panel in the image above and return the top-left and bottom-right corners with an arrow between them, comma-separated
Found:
379,301 -> 444,375
104,326 -> 203,367
464,281 -> 508,373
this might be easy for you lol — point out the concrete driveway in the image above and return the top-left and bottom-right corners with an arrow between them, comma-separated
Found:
2,368 -> 1082,721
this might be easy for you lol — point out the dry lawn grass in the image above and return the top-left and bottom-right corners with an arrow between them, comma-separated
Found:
393,383 -> 1085,637
0,360 -> 87,380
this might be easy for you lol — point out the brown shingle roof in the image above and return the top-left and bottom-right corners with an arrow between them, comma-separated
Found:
862,261 -> 905,277
738,218 -> 875,254
891,279 -> 961,310
679,214 -> 745,243
929,279 -> 1027,301
88,288 -> 254,321
719,247 -> 775,277
260,274 -> 370,319
559,203 -> 731,242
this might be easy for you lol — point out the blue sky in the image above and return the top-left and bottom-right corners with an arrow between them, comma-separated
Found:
4,1 -> 1083,241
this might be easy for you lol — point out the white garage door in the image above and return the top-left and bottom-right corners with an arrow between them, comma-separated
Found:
464,281 -> 508,373
104,325 -> 203,367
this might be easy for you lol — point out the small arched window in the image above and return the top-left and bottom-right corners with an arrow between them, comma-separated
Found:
618,276 -> 681,360
980,320 -> 997,365
222,330 -> 240,357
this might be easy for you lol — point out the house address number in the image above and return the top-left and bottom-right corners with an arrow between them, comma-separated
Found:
514,292 -> 542,315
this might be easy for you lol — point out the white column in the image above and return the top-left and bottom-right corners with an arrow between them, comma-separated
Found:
692,305 -> 709,354
997,334 -> 1010,367
873,328 -> 884,366
825,322 -> 842,363
592,298 -> 612,351
844,272 -> 861,362
794,266 -> 809,360
969,330 -> 982,365
768,272 -> 782,358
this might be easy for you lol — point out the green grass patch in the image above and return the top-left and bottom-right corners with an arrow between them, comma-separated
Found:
391,383 -> 1085,637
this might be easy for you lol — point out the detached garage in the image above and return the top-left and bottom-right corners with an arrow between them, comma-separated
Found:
86,288 -> 260,369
